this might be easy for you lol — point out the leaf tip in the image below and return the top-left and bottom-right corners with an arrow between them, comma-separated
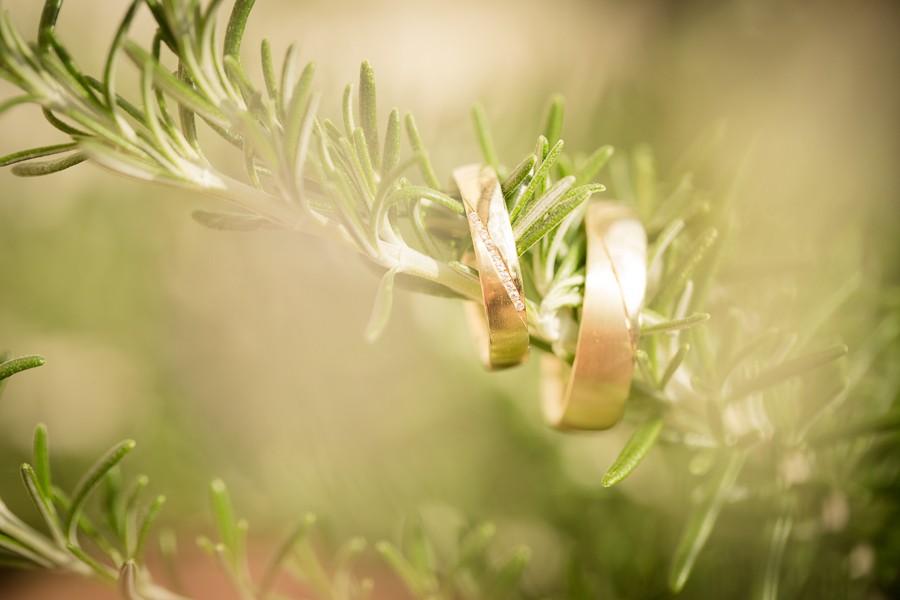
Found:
374,540 -> 391,555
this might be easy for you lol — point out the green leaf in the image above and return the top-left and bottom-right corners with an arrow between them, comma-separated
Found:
142,0 -> 176,51
32,424 -> 52,499
410,198 -> 443,259
576,144 -> 614,184
669,450 -> 747,592
66,440 -> 137,542
541,94 -> 565,147
633,144 -> 657,218
37,0 -> 63,50
192,210 -> 280,231
283,61 -> 317,166
66,542 -> 117,584
654,228 -> 719,308
102,0 -> 140,119
292,535 -> 334,597
509,139 -> 564,222
401,513 -> 434,576
52,486 -> 121,561
602,416 -> 665,487
456,522 -> 495,570
124,42 -> 229,129
404,112 -> 441,189
20,464 -> 65,547
501,154 -> 536,199
10,152 -> 87,177
158,528 -> 184,594
0,355 -> 46,383
379,185 -> 464,220
512,174 -> 575,233
514,183 -> 597,255
341,83 -> 356,136
222,55 -> 257,111
660,343 -> 691,389
470,103 -> 500,174
0,95 -> 37,115
375,541 -> 436,597
40,108 -> 91,138
759,507 -> 793,600
0,555 -> 45,570
642,313 -> 711,336
365,266 -> 401,343
374,153 -> 425,214
381,108 -> 401,179
209,479 -> 238,563
175,65 -> 200,151
133,495 -> 165,561
0,534 -> 53,569
0,143 -> 79,167
634,349 -> 658,389
118,474 -> 148,553
195,535 -> 219,556
224,0 -> 256,60
260,39 -> 278,102
647,218 -> 685,274
488,546 -> 531,596
258,513 -> 315,600
359,60 -> 380,169
103,468 -> 125,540
352,127 -> 378,199
728,343 -> 849,402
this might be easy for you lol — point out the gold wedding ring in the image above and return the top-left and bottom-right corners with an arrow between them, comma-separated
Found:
454,164 -> 529,370
542,201 -> 647,430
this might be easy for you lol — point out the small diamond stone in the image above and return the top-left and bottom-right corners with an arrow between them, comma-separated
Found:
468,212 -> 478,222
499,271 -> 511,282
509,290 -> 520,301
504,281 -> 516,293
514,301 -> 526,311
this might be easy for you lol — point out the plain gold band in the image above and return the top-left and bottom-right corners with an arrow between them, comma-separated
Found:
454,164 -> 529,370
542,201 -> 647,430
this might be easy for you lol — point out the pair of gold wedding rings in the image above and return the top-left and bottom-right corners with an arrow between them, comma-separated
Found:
454,164 -> 647,431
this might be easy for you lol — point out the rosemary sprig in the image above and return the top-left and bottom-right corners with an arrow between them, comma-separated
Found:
1,1 -> 896,599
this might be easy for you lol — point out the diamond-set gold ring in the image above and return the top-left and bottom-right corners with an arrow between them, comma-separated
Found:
454,164 -> 530,370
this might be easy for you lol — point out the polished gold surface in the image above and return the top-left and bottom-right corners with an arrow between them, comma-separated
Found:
542,201 -> 647,430
454,164 -> 529,370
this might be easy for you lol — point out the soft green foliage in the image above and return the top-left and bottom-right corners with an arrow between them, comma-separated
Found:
1,0 -> 899,599
0,390 -> 530,599
0,414 -> 175,595
375,515 -> 532,600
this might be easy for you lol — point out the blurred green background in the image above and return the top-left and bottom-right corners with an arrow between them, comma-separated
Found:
1,0 -> 898,597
